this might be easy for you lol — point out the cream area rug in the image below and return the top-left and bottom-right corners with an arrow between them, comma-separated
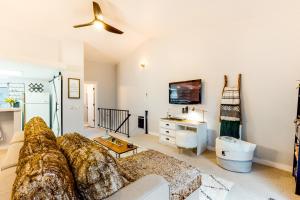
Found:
199,173 -> 234,200
115,146 -> 234,200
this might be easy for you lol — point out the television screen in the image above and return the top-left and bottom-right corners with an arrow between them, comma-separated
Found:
169,79 -> 202,104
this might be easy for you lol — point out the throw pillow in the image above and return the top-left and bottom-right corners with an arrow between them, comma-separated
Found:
24,117 -> 56,142
57,133 -> 125,200
12,152 -> 78,200
0,142 -> 23,171
12,117 -> 78,199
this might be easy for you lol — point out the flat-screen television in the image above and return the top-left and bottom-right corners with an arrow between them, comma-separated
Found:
169,79 -> 202,104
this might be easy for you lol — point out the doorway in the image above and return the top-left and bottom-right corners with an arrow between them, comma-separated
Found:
84,83 -> 96,128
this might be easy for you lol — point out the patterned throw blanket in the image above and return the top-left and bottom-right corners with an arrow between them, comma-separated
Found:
220,87 -> 241,122
221,87 -> 240,105
220,120 -> 240,139
12,117 -> 78,200
118,150 -> 202,200
220,105 -> 240,121
220,87 -> 241,138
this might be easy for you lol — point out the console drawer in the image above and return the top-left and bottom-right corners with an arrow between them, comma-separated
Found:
160,128 -> 176,137
160,135 -> 175,145
160,121 -> 176,129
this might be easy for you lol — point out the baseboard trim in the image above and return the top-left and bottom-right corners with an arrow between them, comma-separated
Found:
144,135 -> 292,172
207,146 -> 215,151
207,145 -> 292,172
253,157 -> 292,172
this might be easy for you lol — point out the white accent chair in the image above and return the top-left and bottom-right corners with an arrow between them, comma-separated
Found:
175,130 -> 197,149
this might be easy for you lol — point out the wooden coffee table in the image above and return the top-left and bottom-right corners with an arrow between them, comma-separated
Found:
94,136 -> 138,158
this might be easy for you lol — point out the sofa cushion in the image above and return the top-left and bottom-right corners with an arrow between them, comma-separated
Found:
12,152 -> 78,200
0,143 -> 23,171
24,117 -> 56,142
16,117 -> 59,173
106,175 -> 170,200
12,117 -> 78,200
10,131 -> 24,144
118,150 -> 202,200
0,167 -> 17,199
17,145 -> 62,175
18,135 -> 58,160
57,133 -> 125,200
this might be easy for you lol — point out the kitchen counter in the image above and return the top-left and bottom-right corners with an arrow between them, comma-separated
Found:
0,108 -> 22,148
0,108 -> 21,112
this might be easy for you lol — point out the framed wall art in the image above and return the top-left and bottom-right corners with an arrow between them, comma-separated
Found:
68,78 -> 80,99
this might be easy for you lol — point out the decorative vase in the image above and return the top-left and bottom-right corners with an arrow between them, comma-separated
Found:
13,102 -> 20,108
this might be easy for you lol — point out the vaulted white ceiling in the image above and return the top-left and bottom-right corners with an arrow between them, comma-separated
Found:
0,0 -> 299,64
0,0 -> 148,64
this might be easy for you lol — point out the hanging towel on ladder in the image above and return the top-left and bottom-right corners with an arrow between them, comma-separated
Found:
220,105 -> 240,121
219,77 -> 241,139
221,87 -> 240,105
220,120 -> 240,139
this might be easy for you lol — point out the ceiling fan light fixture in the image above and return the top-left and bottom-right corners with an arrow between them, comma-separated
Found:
73,2 -> 123,34
93,20 -> 104,30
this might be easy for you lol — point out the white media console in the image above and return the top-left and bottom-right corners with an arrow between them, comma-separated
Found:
159,118 -> 208,155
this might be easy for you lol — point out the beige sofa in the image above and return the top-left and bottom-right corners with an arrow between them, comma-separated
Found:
0,132 -> 170,200
0,131 -> 200,200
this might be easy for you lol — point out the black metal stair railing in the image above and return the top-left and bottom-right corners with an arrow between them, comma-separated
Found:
98,108 -> 131,137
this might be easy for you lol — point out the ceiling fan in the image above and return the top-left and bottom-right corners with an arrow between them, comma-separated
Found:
73,1 -> 123,34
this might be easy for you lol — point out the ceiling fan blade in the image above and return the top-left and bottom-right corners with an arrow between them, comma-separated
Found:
73,22 -> 93,28
93,1 -> 102,18
102,21 -> 124,34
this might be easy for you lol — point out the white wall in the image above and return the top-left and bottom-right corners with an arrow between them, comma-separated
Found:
117,20 -> 300,169
84,60 -> 117,128
60,40 -> 84,133
0,29 -> 85,133
85,60 -> 117,108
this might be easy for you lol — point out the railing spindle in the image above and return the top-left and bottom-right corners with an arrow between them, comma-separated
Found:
98,108 -> 131,137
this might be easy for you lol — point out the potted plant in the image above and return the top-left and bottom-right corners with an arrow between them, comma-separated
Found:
4,97 -> 16,108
